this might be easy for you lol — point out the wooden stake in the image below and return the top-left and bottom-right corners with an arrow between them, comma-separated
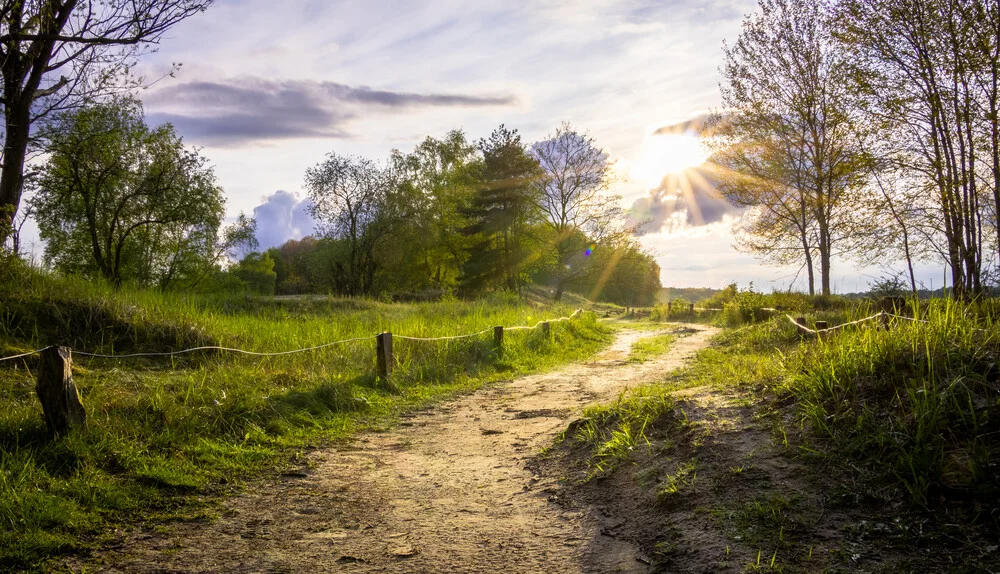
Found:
815,321 -> 828,339
376,332 -> 393,380
493,326 -> 504,357
36,346 -> 85,435
795,316 -> 808,336
541,321 -> 551,338
689,303 -> 695,313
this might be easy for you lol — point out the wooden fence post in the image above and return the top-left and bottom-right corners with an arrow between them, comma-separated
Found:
795,316 -> 808,337
541,321 -> 551,338
376,332 -> 393,380
815,321 -> 828,340
879,313 -> 890,331
667,301 -> 672,312
493,326 -> 504,357
689,303 -> 695,313
36,346 -> 86,435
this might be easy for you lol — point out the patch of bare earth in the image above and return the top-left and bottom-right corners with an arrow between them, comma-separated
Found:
70,325 -> 718,573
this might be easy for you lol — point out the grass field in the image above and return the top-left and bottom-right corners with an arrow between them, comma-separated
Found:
0,269 -> 611,570
563,297 -> 1000,570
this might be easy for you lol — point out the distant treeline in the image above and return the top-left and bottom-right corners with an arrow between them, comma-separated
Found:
228,124 -> 661,305
15,98 -> 660,305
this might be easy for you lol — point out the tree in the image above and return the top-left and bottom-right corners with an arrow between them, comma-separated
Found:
712,0 -> 866,295
0,0 -> 214,247
390,130 -> 480,291
30,97 -> 225,287
231,251 -> 276,295
531,123 -> 626,300
305,152 -> 402,296
460,125 -> 543,293
835,0 -> 1000,298
571,238 -> 661,306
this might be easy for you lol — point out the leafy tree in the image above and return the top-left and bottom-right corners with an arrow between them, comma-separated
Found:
305,152 -> 405,296
712,0 -> 867,295
231,251 -> 276,295
460,125 -> 543,293
390,130 -> 480,290
835,0 -> 1000,298
0,0 -> 215,248
571,238 -> 661,306
531,123 -> 626,300
30,97 -> 225,287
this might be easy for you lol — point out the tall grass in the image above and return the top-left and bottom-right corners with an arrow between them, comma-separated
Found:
573,296 -> 999,511
0,269 -> 611,570
781,300 -> 1000,506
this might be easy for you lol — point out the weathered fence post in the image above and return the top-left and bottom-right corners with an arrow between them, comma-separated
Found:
794,316 -> 808,337
376,332 -> 393,380
541,321 -> 551,338
879,312 -> 890,331
815,321 -> 828,340
493,326 -> 504,357
689,303 -> 695,313
667,301 -> 673,312
36,346 -> 86,435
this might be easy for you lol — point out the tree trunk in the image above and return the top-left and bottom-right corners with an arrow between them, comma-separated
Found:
554,277 -> 565,301
0,99 -> 31,245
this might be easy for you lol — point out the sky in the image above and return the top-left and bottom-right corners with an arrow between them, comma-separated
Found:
20,0 -> 951,293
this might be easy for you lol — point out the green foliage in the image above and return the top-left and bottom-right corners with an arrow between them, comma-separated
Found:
460,125 -> 544,294
0,268 -> 610,569
778,302 -> 1000,506
230,252 -> 277,295
30,97 -> 226,289
566,241 -> 662,306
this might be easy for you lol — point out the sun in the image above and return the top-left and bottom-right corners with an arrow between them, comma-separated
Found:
631,133 -> 711,189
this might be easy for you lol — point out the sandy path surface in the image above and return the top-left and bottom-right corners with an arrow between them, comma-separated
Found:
86,323 -> 719,573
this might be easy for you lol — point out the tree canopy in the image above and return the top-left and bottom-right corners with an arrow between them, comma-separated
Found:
31,97 -> 230,288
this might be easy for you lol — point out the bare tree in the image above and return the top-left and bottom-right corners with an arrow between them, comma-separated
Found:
712,0 -> 866,296
0,0 -> 214,247
531,123 -> 625,300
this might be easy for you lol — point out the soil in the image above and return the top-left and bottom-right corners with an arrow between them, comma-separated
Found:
73,325 -> 720,573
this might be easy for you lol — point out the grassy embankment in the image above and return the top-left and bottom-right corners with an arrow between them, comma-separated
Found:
565,291 -> 1000,571
0,266 -> 611,570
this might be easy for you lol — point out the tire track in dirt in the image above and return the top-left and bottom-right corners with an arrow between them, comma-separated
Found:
82,324 -> 718,573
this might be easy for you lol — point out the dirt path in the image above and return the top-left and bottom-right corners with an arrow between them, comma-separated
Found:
83,324 -> 718,573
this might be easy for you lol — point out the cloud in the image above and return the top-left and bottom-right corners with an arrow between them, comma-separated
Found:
652,112 -> 714,137
629,166 -> 741,235
251,190 -> 317,249
144,77 -> 518,145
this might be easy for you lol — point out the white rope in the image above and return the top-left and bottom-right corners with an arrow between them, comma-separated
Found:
0,347 -> 48,363
395,327 -> 494,341
73,336 -> 373,359
505,315 -> 574,331
3,311 -> 585,361
883,312 -> 931,325
786,312 -> 885,334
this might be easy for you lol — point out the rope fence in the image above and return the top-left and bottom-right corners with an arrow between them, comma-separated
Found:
0,310 -> 583,364
786,311 -> 990,335
1,309 -> 585,435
